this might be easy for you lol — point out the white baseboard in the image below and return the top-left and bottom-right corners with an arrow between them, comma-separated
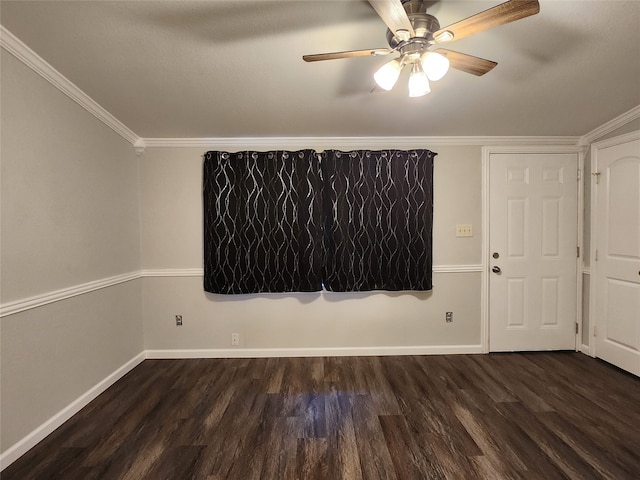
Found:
0,352 -> 146,471
145,345 -> 484,359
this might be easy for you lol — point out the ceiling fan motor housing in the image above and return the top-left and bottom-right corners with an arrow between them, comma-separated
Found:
386,0 -> 440,50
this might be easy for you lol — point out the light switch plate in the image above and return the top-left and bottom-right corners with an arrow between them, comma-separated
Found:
456,224 -> 473,237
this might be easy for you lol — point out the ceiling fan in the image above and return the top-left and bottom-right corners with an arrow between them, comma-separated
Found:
303,0 -> 540,97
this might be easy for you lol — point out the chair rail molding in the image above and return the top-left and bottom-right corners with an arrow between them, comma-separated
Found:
0,265 -> 483,317
0,272 -> 141,318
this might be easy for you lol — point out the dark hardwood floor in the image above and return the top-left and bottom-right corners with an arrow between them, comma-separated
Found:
3,352 -> 640,479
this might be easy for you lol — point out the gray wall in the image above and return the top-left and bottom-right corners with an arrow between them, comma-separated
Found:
0,51 -> 143,452
139,145 -> 483,352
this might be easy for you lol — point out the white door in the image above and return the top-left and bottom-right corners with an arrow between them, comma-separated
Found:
593,135 -> 640,376
490,153 -> 578,351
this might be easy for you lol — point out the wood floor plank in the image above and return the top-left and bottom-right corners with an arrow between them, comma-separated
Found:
351,395 -> 398,480
471,354 -> 556,412
264,357 -> 286,393
258,415 -> 299,479
2,353 -> 639,480
405,356 -> 486,457
453,402 -> 527,478
379,414 -> 447,480
424,431 -> 485,479
537,410 -> 640,479
324,385 -> 363,480
295,438 -> 328,480
495,401 -> 604,479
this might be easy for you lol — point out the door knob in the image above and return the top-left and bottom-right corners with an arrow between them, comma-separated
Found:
492,266 -> 501,274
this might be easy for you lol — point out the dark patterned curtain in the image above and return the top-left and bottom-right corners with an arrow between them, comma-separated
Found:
203,150 -> 323,294
322,149 -> 436,291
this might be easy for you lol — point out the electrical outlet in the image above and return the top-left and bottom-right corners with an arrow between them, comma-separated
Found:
446,312 -> 453,323
231,333 -> 240,346
455,224 -> 473,237
175,315 -> 183,326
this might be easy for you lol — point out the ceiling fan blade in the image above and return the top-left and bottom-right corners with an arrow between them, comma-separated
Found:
303,49 -> 392,62
435,49 -> 497,76
368,0 -> 415,37
434,0 -> 539,43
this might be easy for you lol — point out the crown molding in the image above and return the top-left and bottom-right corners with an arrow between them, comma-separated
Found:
133,138 -> 146,156
589,129 -> 640,150
578,104 -> 640,146
0,25 -> 141,146
141,136 -> 581,150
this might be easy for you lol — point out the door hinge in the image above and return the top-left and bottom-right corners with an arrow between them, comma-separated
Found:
575,323 -> 579,334
594,325 -> 598,337
595,249 -> 598,261
577,246 -> 580,258
577,169 -> 582,180
592,171 -> 601,184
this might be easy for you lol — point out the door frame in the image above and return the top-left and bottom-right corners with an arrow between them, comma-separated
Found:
481,146 -> 585,353
588,130 -> 640,359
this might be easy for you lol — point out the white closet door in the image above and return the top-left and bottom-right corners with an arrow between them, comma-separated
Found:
593,135 -> 640,376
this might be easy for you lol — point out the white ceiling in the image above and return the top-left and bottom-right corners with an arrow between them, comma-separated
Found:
1,0 -> 639,139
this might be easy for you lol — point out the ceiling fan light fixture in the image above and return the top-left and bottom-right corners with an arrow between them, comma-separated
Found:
374,58 -> 403,91
421,51 -> 450,81
408,62 -> 430,97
